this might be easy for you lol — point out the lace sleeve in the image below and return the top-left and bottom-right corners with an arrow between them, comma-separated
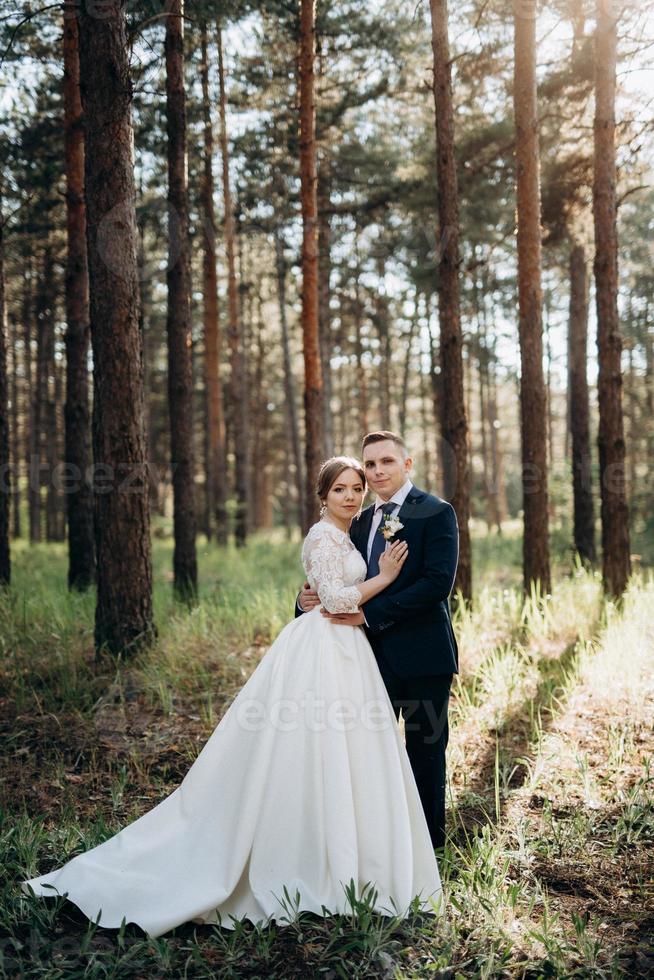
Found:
301,524 -> 362,614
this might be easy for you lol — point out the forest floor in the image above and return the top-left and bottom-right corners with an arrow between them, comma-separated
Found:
1,525 -> 653,978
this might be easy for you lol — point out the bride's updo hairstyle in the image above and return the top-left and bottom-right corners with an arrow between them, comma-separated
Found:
317,456 -> 366,506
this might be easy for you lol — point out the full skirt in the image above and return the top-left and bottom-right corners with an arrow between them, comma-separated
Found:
21,609 -> 442,937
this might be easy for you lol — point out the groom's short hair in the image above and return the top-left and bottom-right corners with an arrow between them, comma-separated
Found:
362,430 -> 408,456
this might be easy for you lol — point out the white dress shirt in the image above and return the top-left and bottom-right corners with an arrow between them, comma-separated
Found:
366,479 -> 414,561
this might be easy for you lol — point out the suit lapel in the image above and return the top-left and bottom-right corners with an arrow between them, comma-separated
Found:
397,485 -> 425,529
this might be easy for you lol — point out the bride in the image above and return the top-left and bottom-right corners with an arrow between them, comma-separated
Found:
21,456 -> 442,938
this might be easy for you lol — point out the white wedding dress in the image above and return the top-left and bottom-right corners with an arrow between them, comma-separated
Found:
21,520 -> 442,937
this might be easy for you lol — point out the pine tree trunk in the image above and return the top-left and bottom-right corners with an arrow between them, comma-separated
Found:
478,341 -> 492,532
419,354 -> 433,492
0,191 -> 10,585
217,24 -> 248,547
568,240 -> 596,564
317,155 -> 334,457
200,22 -> 227,546
280,434 -> 294,539
140,262 -> 163,518
9,313 -> 20,540
513,4 -> 551,593
399,306 -> 419,435
249,300 -> 268,531
337,350 -> 349,452
487,365 -> 506,533
45,316 -> 60,541
373,255 -> 392,429
32,247 -> 54,545
237,226 -> 256,533
625,339 -> 637,516
480,267 -> 505,531
77,0 -> 155,656
429,0 -> 472,600
473,267 -> 493,531
645,303 -> 654,477
299,0 -> 324,531
427,303 -> 445,488
593,0 -> 631,596
57,356 -> 67,539
63,0 -> 95,588
544,303 -> 555,481
274,229 -> 305,530
353,307 -> 369,436
22,255 -> 38,543
165,0 -> 197,600
352,249 -> 369,436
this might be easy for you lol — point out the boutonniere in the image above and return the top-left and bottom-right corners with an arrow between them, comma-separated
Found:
381,515 -> 404,540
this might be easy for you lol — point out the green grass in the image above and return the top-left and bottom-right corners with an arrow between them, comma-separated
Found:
1,526 -> 653,977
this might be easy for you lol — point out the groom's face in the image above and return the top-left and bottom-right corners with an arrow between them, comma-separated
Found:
363,440 -> 412,501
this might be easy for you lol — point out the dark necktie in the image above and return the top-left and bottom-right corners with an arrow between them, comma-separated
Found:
367,502 -> 398,579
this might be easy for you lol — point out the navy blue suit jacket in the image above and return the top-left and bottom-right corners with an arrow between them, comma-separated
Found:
295,487 -> 459,677
350,486 -> 459,678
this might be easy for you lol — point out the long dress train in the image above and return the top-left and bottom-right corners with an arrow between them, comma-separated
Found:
21,520 -> 442,937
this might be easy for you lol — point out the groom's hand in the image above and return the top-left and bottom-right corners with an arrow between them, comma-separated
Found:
320,610 -> 366,626
298,582 -> 320,612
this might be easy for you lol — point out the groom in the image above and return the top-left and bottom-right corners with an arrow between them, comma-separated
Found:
297,430 -> 459,850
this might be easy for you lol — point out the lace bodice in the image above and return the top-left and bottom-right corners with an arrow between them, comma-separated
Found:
301,520 -> 367,614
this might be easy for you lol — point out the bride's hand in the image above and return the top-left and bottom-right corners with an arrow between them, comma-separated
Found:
378,540 -> 408,582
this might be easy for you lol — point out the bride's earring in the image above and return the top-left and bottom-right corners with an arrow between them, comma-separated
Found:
319,502 -> 327,518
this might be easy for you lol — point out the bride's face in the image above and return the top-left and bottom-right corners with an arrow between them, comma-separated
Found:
325,468 -> 365,523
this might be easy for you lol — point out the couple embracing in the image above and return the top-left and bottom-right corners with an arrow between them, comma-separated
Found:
22,431 -> 459,937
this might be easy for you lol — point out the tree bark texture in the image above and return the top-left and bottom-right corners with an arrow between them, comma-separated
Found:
165,0 -> 198,600
513,3 -> 551,593
593,0 -> 631,595
77,0 -> 155,655
63,0 -> 95,589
